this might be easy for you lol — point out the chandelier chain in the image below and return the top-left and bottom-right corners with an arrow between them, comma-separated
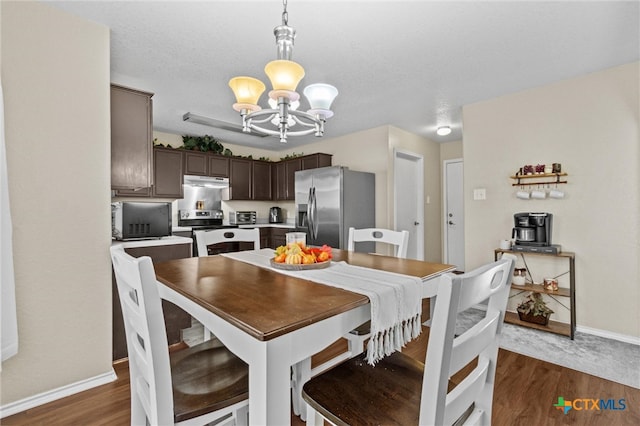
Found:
282,0 -> 289,26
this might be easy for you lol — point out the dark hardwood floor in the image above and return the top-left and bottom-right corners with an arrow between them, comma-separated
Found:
5,300 -> 639,425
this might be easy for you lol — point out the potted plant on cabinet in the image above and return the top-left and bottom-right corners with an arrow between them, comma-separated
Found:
517,292 -> 554,325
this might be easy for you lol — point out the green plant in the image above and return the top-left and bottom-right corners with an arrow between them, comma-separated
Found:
280,152 -> 304,160
181,135 -> 224,153
517,292 -> 554,317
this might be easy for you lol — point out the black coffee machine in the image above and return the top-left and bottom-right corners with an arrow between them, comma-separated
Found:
512,212 -> 553,247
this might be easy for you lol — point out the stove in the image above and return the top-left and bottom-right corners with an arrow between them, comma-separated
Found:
178,210 -> 238,255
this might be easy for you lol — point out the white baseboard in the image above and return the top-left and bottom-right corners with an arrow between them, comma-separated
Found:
576,325 -> 640,346
0,368 -> 117,419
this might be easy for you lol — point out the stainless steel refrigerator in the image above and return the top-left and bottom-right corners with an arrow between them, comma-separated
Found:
295,166 -> 375,251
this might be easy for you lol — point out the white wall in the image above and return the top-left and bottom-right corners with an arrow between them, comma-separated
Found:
463,62 -> 639,337
1,1 -> 112,405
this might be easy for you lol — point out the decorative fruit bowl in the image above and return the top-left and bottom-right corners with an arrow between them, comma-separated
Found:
271,243 -> 332,271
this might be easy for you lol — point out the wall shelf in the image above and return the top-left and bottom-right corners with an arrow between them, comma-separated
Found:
510,172 -> 568,187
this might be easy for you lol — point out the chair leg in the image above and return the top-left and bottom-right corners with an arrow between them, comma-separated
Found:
203,327 -> 211,341
346,333 -> 368,357
291,357 -> 311,421
236,404 -> 249,426
305,403 -> 323,426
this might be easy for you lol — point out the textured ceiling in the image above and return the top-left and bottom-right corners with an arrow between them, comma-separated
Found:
46,0 -> 639,151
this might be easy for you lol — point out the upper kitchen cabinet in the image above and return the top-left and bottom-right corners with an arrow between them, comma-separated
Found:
183,151 -> 230,178
229,157 -> 252,200
152,147 -> 184,198
274,153 -> 332,200
110,84 -> 153,190
252,160 -> 273,200
302,153 -> 332,170
209,155 -> 230,177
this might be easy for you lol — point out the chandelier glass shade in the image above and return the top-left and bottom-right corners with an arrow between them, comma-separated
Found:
228,0 -> 338,143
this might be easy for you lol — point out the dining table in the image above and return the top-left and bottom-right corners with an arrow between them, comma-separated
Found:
154,248 -> 455,425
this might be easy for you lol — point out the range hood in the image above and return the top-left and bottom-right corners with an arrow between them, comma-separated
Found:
183,175 -> 229,188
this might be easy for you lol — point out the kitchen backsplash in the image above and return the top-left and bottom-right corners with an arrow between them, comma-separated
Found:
221,200 -> 295,224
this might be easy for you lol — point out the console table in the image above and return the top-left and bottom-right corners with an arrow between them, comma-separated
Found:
495,249 -> 576,339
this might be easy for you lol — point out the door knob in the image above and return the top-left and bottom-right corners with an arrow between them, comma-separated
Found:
448,221 -> 455,225
414,221 -> 420,225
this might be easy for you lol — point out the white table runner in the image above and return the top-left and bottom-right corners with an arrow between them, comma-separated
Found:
221,249 -> 422,365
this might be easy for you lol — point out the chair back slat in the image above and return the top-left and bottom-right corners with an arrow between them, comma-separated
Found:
347,227 -> 410,258
449,313 -> 500,376
443,357 -> 490,425
195,228 -> 260,257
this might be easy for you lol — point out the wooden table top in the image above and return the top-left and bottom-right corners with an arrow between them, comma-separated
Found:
154,250 -> 454,342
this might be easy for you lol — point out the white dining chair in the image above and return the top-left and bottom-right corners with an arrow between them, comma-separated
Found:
345,227 -> 411,356
110,246 -> 249,425
347,227 -> 410,258
302,256 -> 515,426
291,227 -> 412,419
195,228 -> 260,257
195,228 -> 261,341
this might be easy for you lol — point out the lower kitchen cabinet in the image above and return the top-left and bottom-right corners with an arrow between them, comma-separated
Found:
271,227 -> 288,248
258,226 -> 289,249
112,241 -> 192,361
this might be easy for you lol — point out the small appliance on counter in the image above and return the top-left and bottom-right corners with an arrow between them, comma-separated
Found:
111,201 -> 172,240
511,212 -> 561,254
230,211 -> 257,225
269,206 -> 283,223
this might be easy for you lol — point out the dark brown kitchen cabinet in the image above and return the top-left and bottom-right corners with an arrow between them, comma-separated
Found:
302,153 -> 332,170
183,151 -> 208,176
259,227 -> 271,249
252,161 -> 273,200
230,158 -> 252,200
110,84 -> 153,190
183,151 -> 230,178
274,153 -> 332,200
152,147 -> 184,198
271,227 -> 288,248
112,242 -> 192,361
209,155 -> 230,177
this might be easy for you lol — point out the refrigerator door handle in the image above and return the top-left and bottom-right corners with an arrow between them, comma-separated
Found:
306,188 -> 313,237
311,187 -> 319,239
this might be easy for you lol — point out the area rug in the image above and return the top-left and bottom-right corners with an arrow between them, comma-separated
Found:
455,308 -> 640,389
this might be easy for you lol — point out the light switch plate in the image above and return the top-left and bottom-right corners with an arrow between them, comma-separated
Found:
473,188 -> 486,200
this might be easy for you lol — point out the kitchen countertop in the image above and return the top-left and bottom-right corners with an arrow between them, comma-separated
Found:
172,223 -> 297,232
111,235 -> 193,249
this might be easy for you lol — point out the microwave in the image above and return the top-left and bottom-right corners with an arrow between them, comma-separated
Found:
111,202 -> 172,240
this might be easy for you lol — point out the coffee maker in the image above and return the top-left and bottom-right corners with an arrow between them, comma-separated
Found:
512,212 -> 553,248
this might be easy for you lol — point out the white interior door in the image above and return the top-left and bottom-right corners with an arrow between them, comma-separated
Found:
444,159 -> 465,270
394,150 -> 424,260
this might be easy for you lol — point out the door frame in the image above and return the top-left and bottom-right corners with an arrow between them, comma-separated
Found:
442,158 -> 464,267
393,149 -> 424,260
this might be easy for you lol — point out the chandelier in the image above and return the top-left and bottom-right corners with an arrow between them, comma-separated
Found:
228,0 -> 338,143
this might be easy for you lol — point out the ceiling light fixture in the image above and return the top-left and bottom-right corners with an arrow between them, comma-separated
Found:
436,126 -> 452,136
228,0 -> 338,143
